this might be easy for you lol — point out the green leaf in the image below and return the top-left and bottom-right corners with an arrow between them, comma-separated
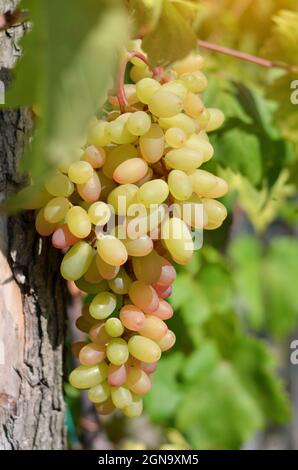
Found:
142,0 -> 197,67
6,0 -> 128,180
144,352 -> 184,422
128,0 -> 163,35
182,341 -> 220,383
176,361 -> 263,449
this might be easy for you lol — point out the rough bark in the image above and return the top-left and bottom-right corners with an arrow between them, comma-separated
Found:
0,0 -> 67,449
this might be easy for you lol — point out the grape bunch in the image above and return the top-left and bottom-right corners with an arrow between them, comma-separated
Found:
27,51 -> 228,417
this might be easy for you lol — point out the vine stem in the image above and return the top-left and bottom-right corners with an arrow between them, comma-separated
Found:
117,51 -> 148,112
197,39 -> 298,73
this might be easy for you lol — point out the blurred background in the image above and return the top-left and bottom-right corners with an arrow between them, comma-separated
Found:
62,0 -> 298,450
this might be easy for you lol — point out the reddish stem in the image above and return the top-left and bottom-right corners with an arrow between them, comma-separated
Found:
198,39 -> 298,73
116,51 -> 148,112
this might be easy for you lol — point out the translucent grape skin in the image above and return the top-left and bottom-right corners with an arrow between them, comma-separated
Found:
79,343 -> 106,366
108,364 -> 127,387
97,236 -> 128,267
126,367 -> 152,395
113,158 -> 148,185
60,241 -> 93,281
106,338 -> 129,366
66,206 -> 91,238
129,281 -> 159,314
69,363 -> 108,389
139,315 -> 168,341
119,304 -> 145,331
148,89 -> 183,118
128,335 -> 161,363
82,145 -> 106,168
139,124 -> 165,163
52,224 -> 80,249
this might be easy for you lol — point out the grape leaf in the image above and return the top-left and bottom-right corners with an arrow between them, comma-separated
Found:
142,0 -> 197,67
128,0 -> 163,36
5,0 -> 128,180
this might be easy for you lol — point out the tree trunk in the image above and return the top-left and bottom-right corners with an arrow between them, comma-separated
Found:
0,0 -> 67,449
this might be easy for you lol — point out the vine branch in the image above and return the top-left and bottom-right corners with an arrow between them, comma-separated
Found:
198,39 -> 298,74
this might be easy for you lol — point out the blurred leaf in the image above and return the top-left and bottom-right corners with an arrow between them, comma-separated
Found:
182,341 -> 220,383
176,361 -> 263,449
142,0 -> 197,66
262,10 -> 298,66
199,264 -> 233,314
6,0 -> 128,180
128,0 -> 163,36
144,352 -> 184,422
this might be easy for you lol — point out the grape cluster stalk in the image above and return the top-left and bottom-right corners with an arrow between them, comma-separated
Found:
24,50 -> 228,417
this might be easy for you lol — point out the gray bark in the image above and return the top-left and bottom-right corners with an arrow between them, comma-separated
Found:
0,0 -> 67,449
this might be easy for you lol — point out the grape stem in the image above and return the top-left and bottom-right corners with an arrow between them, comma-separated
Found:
197,39 -> 298,73
117,51 -> 148,112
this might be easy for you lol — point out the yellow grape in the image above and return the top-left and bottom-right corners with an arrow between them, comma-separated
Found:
127,111 -> 151,136
105,318 -> 124,337
181,71 -> 208,93
139,123 -> 164,163
157,330 -> 176,352
173,54 -> 204,74
68,161 -> 93,184
105,118 -> 136,145
165,147 -> 203,172
168,170 -> 193,201
135,167 -> 154,187
69,363 -> 108,389
161,217 -> 194,265
126,368 -> 151,395
60,241 -> 93,281
195,108 -> 211,130
113,158 -> 148,185
44,197 -> 70,223
45,172 -> 74,197
136,78 -> 161,104
98,171 -> 117,200
123,235 -> 153,257
165,128 -> 187,148
202,198 -> 227,226
108,267 -> 132,295
129,281 -> 159,314
106,338 -> 129,366
77,171 -> 101,202
75,277 -> 108,295
175,194 -> 205,230
185,134 -> 214,162
130,64 -> 152,82
82,145 -> 106,169
210,177 -> 229,198
88,201 -> 111,225
158,113 -> 196,135
123,395 -> 143,418
84,255 -> 102,284
137,179 -> 169,207
128,335 -> 161,363
188,169 -> 217,196
66,206 -> 91,238
88,381 -> 111,404
35,208 -> 57,236
111,386 -> 132,409
162,80 -> 188,100
148,90 -> 183,118
89,291 -> 117,320
132,250 -> 162,284
183,92 -> 204,118
87,120 -> 111,147
96,254 -> 120,280
108,184 -> 139,215
139,315 -> 168,341
97,236 -> 128,267
103,144 -> 138,179
205,108 -> 225,132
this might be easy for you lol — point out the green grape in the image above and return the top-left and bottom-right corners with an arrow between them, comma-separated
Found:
128,335 -> 161,363
148,90 -> 183,118
162,80 -> 188,100
89,291 -> 117,320
123,395 -> 143,418
161,217 -> 194,265
183,92 -> 204,118
130,64 -> 152,82
97,236 -> 128,267
136,77 -> 161,104
205,108 -> 225,132
45,172 -> 74,197
87,120 -> 110,147
88,201 -> 111,225
127,111 -> 151,136
158,113 -> 196,135
69,363 -> 108,389
173,54 -> 204,74
108,184 -> 139,215
75,278 -> 108,295
132,250 -> 162,284
185,134 -> 214,162
105,118 -> 136,145
108,267 -> 132,295
88,381 -> 111,404
139,123 -> 165,163
96,254 -> 120,280
111,386 -> 132,409
106,338 -> 129,366
165,127 -> 187,148
123,235 -> 153,257
188,169 -> 217,197
44,197 -> 70,223
66,206 -> 91,238
202,198 -> 227,227
84,255 -> 102,284
165,147 -> 203,172
168,169 -> 193,200
105,318 -> 124,337
103,144 -> 138,179
60,241 -> 93,281
137,179 -> 169,207
68,161 -> 94,184
180,71 -> 208,93
113,158 -> 148,185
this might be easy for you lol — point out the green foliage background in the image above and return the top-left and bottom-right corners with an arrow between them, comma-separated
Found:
3,0 -> 298,450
